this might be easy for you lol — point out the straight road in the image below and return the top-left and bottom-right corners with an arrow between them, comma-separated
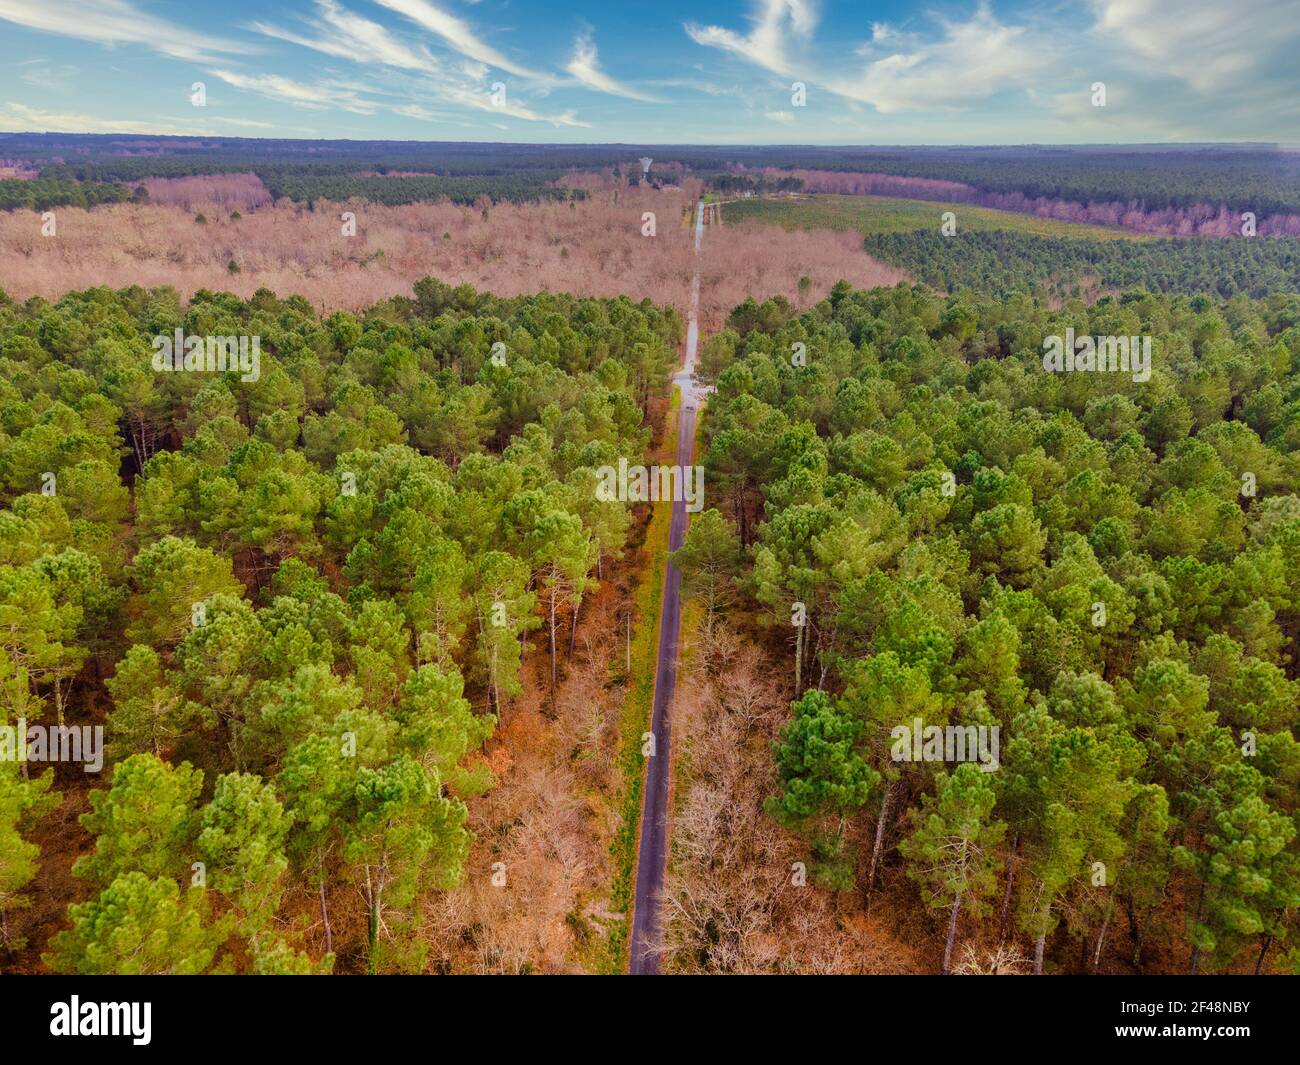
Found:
629,201 -> 707,975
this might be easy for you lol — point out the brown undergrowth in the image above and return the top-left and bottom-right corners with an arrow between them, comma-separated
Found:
660,619 -> 929,974
0,186 -> 904,330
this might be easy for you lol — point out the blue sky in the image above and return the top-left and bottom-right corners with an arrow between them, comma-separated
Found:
1,0 -> 1297,144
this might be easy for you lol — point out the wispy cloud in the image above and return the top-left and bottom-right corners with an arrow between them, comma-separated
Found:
644,78 -> 748,99
392,102 -> 452,121
565,33 -> 660,102
210,69 -> 380,114
1092,0 -> 1295,90
0,100 -> 218,135
1045,84 -> 1198,140
406,71 -> 592,127
253,0 -> 439,74
3,0 -> 1293,143
373,0 -> 544,79
0,0 -> 253,63
208,116 -> 278,129
17,60 -> 79,90
829,3 -> 1054,113
249,1 -> 586,127
685,0 -> 818,78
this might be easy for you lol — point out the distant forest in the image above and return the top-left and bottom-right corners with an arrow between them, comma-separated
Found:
4,134 -> 1297,218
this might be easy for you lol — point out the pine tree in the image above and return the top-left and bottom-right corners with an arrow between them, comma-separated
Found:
45,872 -> 230,975
900,764 -> 1006,973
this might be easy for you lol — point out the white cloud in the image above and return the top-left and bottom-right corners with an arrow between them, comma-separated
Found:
643,78 -> 748,99
373,0 -> 544,79
828,3 -> 1055,113
686,0 -> 818,77
249,1 -> 584,127
0,0 -> 252,63
565,33 -> 660,101
392,103 -> 440,120
210,69 -> 379,114
0,101 -> 218,135
17,61 -> 78,89
1091,0 -> 1295,89
253,0 -> 439,74
208,116 -> 277,129
1045,85 -> 1197,139
467,96 -> 590,128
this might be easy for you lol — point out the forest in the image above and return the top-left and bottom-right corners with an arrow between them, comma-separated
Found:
15,164 -> 583,211
669,281 -> 1300,974
0,177 -> 143,213
703,173 -> 805,196
254,170 -> 584,208
3,124 -> 1299,981
7,134 -> 1297,222
862,230 -> 1300,300
0,277 -> 679,973
778,147 -> 1300,220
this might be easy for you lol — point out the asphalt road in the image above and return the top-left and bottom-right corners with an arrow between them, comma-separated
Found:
629,202 -> 707,975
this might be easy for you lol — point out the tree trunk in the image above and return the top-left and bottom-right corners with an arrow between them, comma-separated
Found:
1134,905 -> 1156,967
569,598 -> 579,659
491,650 -> 500,724
319,873 -> 333,956
997,834 -> 1019,943
368,898 -> 379,976
943,893 -> 961,975
363,865 -> 376,974
1189,878 -> 1207,975
811,623 -> 825,691
549,583 -> 558,711
1092,905 -> 1113,972
1033,897 -> 1051,975
865,779 -> 896,905
793,620 -> 803,697
1256,934 -> 1272,975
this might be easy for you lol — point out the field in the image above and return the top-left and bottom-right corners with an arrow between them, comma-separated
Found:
724,193 -> 1149,241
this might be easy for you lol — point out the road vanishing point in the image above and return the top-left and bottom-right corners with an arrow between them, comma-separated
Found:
629,201 -> 709,975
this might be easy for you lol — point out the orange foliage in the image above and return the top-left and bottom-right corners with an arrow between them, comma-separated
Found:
139,172 -> 272,211
0,187 -> 904,327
